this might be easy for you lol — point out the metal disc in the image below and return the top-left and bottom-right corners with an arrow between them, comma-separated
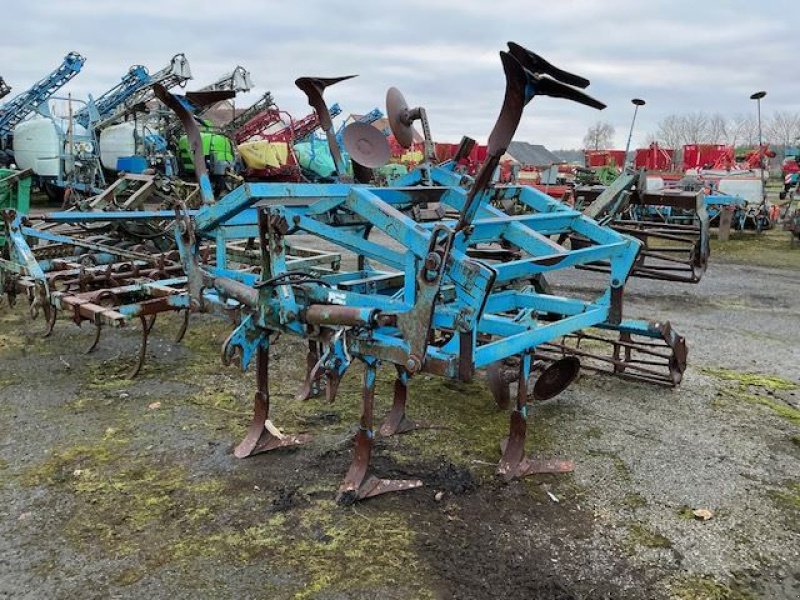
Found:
532,357 -> 580,401
386,86 -> 414,148
343,122 -> 390,168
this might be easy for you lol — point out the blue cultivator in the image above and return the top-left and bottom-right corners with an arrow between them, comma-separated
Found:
160,43 -> 687,503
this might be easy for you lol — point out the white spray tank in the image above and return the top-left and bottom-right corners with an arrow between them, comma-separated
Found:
13,116 -> 88,177
99,122 -> 138,170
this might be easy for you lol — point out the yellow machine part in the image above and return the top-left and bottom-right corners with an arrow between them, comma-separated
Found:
238,141 -> 290,170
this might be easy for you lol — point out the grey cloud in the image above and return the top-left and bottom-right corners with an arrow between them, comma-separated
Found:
1,0 -> 795,149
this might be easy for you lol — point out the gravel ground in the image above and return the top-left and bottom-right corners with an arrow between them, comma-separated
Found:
0,231 -> 798,599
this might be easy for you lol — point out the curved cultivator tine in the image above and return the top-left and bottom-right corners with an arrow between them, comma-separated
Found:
153,84 -> 215,205
43,307 -> 57,338
295,341 -> 324,401
378,369 -> 441,437
295,75 -> 356,177
496,354 -> 574,481
486,360 -> 515,410
128,315 -> 149,379
234,346 -> 310,459
145,314 -> 157,335
337,360 -> 422,504
86,324 -> 102,354
174,310 -> 190,344
456,51 -> 527,230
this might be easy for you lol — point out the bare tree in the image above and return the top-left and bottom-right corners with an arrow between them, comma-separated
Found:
706,113 -> 728,144
766,111 -> 800,147
729,113 -> 758,147
654,114 -> 685,149
682,112 -> 709,144
583,121 -> 615,150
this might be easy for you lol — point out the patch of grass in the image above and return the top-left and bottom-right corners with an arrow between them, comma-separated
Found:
0,374 -> 19,389
621,492 -> 647,509
18,411 -> 435,598
113,567 -> 147,587
22,426 -> 130,486
704,367 -> 800,426
0,333 -> 25,355
168,501 -> 434,599
20,425 -> 227,552
587,449 -> 631,480
702,367 -> 797,391
396,373 -> 564,467
715,387 -> 800,426
710,229 -> 800,270
627,523 -> 672,549
791,434 -> 800,449
584,426 -> 603,439
669,575 -> 754,600
677,505 -> 695,520
768,481 -> 800,530
83,352 -> 176,390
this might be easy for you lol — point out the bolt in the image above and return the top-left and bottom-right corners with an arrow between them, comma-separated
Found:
424,252 -> 441,271
405,355 -> 422,373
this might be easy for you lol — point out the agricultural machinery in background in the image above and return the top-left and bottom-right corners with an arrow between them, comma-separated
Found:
85,54 -> 193,181
221,91 -> 275,138
784,200 -> 800,244
87,53 -> 192,133
2,53 -> 194,205
161,66 -> 255,189
780,156 -> 800,244
0,51 -> 86,173
0,77 -> 10,100
234,102 -> 343,181
569,172 -> 710,283
0,43 -> 689,504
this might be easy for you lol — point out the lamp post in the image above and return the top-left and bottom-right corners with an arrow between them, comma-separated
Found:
750,90 -> 767,201
623,98 -> 646,171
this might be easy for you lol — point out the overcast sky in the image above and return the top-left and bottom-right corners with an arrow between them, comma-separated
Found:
2,1 -> 796,149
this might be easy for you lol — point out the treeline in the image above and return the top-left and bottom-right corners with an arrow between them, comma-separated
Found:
647,111 -> 800,149
555,111 -> 800,165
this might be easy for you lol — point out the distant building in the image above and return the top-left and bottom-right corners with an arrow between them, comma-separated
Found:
202,100 -> 246,128
501,142 -> 562,167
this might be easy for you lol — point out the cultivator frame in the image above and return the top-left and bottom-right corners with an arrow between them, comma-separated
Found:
157,43 -> 687,502
0,42 -> 690,504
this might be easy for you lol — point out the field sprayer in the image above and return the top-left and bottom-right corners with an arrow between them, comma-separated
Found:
155,42 -> 687,503
0,51 -> 86,163
233,102 -> 343,181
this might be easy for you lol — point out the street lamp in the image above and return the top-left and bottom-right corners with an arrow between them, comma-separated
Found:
750,90 -> 767,201
623,98 -> 646,170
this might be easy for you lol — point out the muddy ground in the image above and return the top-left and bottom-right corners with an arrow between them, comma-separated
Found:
0,228 -> 798,600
